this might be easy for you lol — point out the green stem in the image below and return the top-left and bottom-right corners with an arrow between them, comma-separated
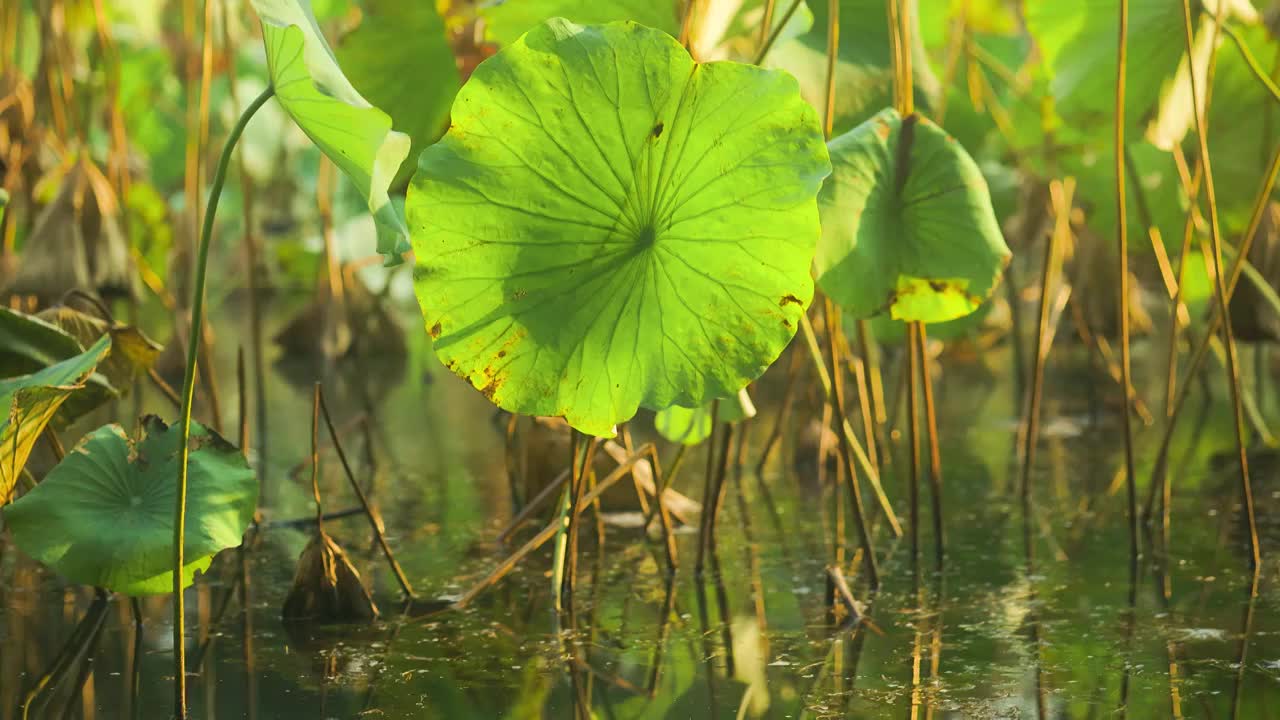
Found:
1216,21 -> 1280,104
752,0 -> 804,65
172,85 -> 273,719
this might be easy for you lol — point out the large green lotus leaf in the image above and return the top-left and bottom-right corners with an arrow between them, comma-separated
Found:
654,388 -> 756,446
409,19 -> 830,437
767,0 -> 939,138
338,0 -> 460,190
251,0 -> 412,263
0,336 -> 111,501
814,108 -> 1010,323
1022,0 -> 1244,138
3,417 -> 257,595
481,0 -> 680,46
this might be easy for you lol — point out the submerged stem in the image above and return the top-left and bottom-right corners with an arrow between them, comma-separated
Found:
172,84 -> 273,719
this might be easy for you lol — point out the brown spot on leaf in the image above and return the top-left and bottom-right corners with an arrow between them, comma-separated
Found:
780,294 -> 803,307
651,121 -> 664,138
429,321 -> 442,338
497,350 -> 507,359
929,280 -> 947,292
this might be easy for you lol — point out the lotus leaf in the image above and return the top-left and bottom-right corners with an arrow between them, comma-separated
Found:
409,19 -> 830,436
338,0 -> 460,190
250,0 -> 412,263
814,108 -> 1010,323
3,416 -> 257,595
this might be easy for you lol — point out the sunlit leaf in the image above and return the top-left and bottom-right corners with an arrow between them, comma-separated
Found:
339,0 -> 461,190
250,0 -> 412,263
814,108 -> 1010,323
0,336 -> 111,501
409,19 -> 829,436
3,416 -> 257,595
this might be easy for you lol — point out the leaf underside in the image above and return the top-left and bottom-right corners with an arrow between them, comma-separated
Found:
814,108 -> 1010,324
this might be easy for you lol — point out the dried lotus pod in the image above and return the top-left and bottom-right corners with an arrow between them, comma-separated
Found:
281,530 -> 379,624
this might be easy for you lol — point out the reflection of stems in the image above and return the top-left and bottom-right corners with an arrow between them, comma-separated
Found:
1231,571 -> 1261,718
1178,0 -> 1261,570
20,590 -> 110,719
172,85 -> 274,720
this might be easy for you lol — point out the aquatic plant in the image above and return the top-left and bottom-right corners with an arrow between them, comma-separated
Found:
3,417 -> 257,595
408,18 -> 830,437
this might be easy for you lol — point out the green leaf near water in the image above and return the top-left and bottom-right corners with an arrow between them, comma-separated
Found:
3,416 -> 257,595
409,19 -> 830,437
338,0 -> 460,190
250,0 -> 412,264
0,335 -> 111,502
480,0 -> 680,46
814,108 -> 1010,323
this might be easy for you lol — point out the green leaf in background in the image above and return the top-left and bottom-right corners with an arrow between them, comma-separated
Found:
0,188 -> 8,226
480,0 -> 681,46
1022,0 -> 1256,139
768,0 -> 939,137
814,108 -> 1010,323
339,0 -> 461,190
1205,22 -> 1280,229
409,19 -> 829,436
654,389 -> 757,446
3,417 -> 257,595
0,335 -> 111,502
691,0 -> 814,62
250,0 -> 412,264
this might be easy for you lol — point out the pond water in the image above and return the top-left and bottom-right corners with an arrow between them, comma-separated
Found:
1,292 -> 1277,719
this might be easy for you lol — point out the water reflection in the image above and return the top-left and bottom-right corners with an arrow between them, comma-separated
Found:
0,297 -> 1277,718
